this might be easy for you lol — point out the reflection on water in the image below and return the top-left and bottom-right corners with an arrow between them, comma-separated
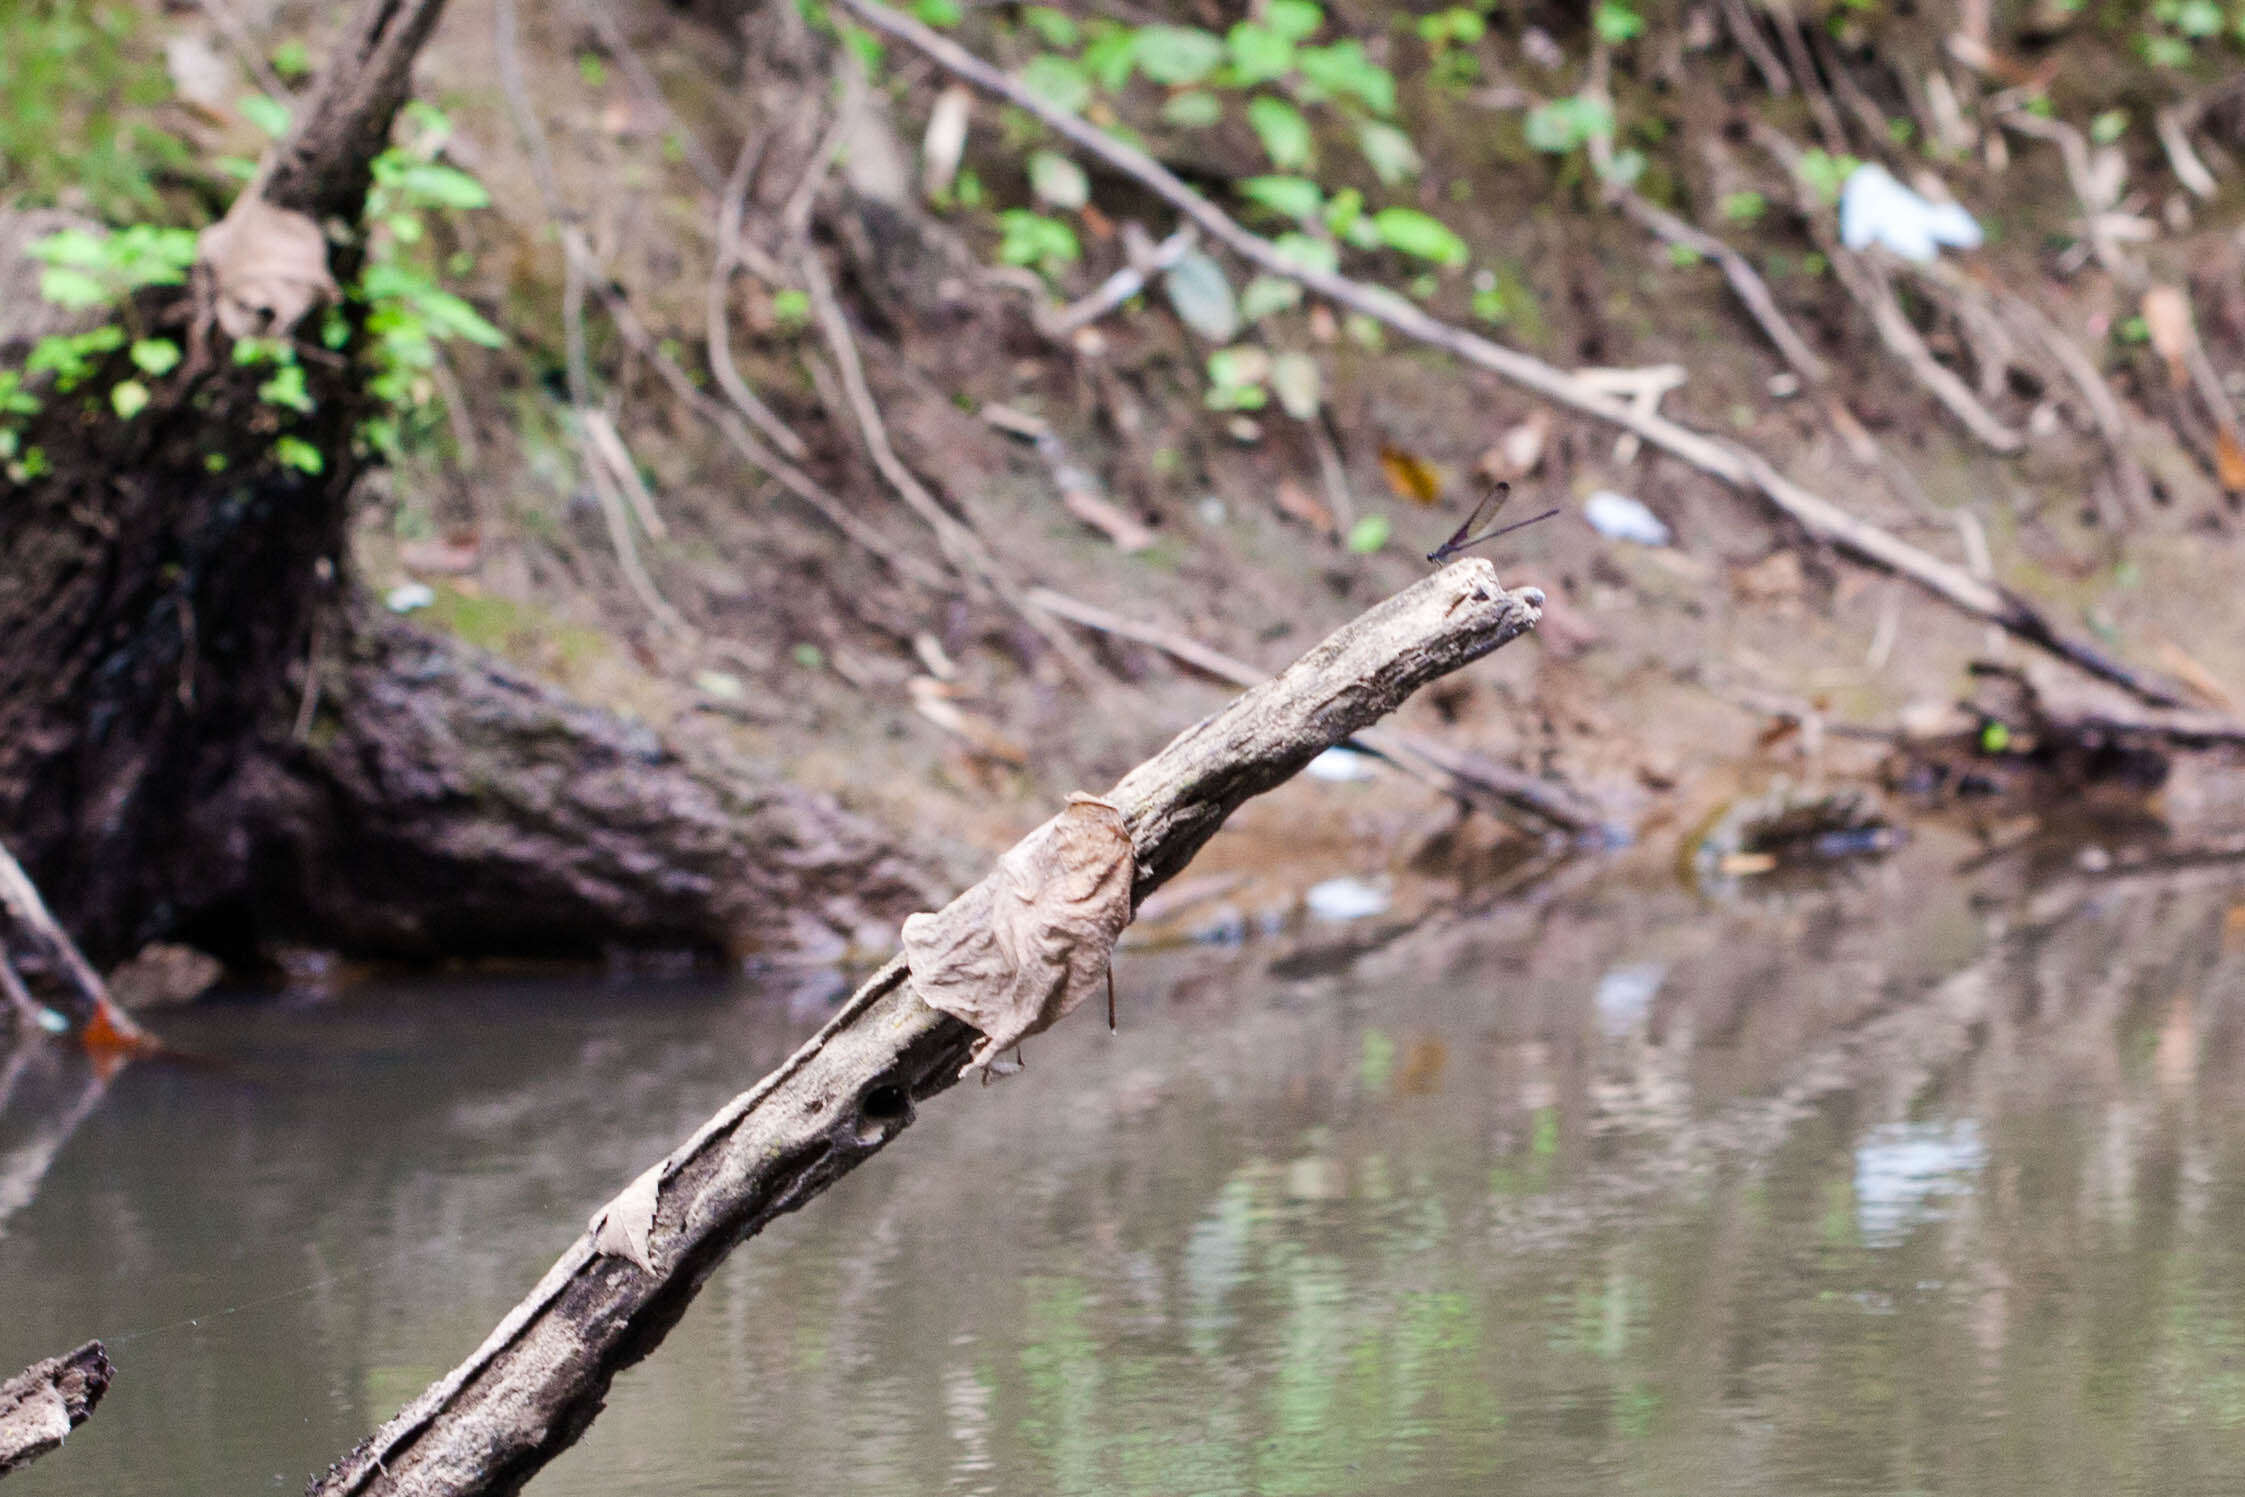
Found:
4,832 -> 2245,1495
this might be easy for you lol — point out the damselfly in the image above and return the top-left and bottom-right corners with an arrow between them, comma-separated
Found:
1426,480 -> 1559,564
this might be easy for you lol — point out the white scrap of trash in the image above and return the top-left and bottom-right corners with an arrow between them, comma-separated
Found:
1306,746 -> 1379,782
384,581 -> 436,614
1584,490 -> 1672,547
1304,875 -> 1390,922
1838,163 -> 1983,265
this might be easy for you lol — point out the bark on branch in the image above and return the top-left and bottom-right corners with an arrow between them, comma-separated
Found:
0,1341 -> 112,1479
309,561 -> 1542,1497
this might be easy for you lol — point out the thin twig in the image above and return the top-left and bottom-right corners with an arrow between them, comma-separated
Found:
581,408 -> 669,542
566,0 -> 728,195
1716,0 -> 1793,98
801,248 -> 1102,682
832,0 -> 2195,709
708,127 -> 814,461
195,0 -> 291,102
1609,186 -> 1828,383
1024,586 -> 1612,836
1047,225 -> 1197,337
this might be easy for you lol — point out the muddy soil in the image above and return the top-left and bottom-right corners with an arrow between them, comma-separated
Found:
72,0 -> 2245,949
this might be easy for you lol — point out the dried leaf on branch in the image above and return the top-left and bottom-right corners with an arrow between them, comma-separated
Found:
901,793 -> 1136,1075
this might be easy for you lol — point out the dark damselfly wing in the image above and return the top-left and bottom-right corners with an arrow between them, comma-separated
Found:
1426,481 -> 1559,563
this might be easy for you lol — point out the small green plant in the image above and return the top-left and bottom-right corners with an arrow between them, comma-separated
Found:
997,209 -> 1081,274
1793,149 -> 1860,204
1720,190 -> 1768,224
1593,1 -> 1646,44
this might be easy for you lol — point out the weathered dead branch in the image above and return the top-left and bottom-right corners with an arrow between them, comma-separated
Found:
828,0 -> 2201,713
1024,585 -> 1612,838
308,562 -> 1540,1496
0,1342 -> 112,1479
0,842 -> 150,1048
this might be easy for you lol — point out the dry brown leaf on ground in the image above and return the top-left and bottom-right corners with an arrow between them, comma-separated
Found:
196,198 -> 335,340
902,793 -> 1137,1076
2141,284 -> 2195,390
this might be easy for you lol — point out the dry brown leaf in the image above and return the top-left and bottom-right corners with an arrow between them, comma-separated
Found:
196,198 -> 336,340
2141,284 -> 2195,391
588,1161 -> 663,1273
1272,477 -> 1335,535
2216,427 -> 2245,493
1378,445 -> 1445,505
1061,487 -> 1156,551
902,793 -> 1136,1076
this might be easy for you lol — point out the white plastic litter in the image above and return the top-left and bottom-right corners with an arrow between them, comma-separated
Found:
1306,747 -> 1378,782
384,582 -> 436,614
1593,962 -> 1666,1036
1838,163 -> 1982,265
1583,490 -> 1672,546
1304,875 -> 1390,922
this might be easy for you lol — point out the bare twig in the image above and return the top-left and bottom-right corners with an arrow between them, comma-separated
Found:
1047,224 -> 1197,337
1609,186 -> 1829,384
1996,108 -> 2138,284
310,564 -> 1543,1497
708,131 -> 814,462
830,0 -> 2193,709
1716,0 -> 1793,98
0,840 -> 153,1049
2154,105 -> 2219,200
195,0 -> 291,102
800,249 -> 1102,681
0,1342 -> 112,1478
577,407 -> 693,639
566,0 -> 727,195
1024,585 -> 1612,837
581,408 -> 669,542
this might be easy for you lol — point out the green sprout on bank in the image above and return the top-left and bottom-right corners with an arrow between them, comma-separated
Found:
2,99 -> 501,483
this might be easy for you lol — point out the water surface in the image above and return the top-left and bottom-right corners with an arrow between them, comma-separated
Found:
4,832 -> 2244,1494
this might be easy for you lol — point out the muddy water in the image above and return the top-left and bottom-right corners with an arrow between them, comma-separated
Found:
4,832 -> 2245,1495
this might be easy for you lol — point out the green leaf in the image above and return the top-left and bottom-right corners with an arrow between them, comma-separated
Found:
29,228 -> 110,267
399,163 -> 491,209
1133,25 -> 1225,85
1164,250 -> 1241,341
38,267 -> 110,309
1022,6 -> 1079,47
1080,22 -> 1139,89
1346,514 -> 1390,553
270,38 -> 312,78
1356,120 -> 1422,185
238,94 -> 291,137
1239,273 -> 1303,321
109,380 -> 149,419
259,363 -> 315,413
1719,190 -> 1766,223
274,435 -> 325,473
1021,53 -> 1092,113
129,338 -> 180,376
1225,21 -> 1294,86
1160,90 -> 1223,127
1295,41 -> 1395,115
1270,231 -> 1339,276
1270,351 -> 1320,418
1029,150 -> 1090,209
1794,148 -> 1858,202
1593,1 -> 1645,43
1523,94 -> 1613,153
1979,720 -> 2010,754
1247,95 -> 1314,170
997,208 -> 1080,269
413,288 -> 507,347
1372,207 -> 1468,266
912,0 -> 963,26
1275,234 -> 1338,278
1264,0 -> 1325,42
1238,175 -> 1324,219
2089,109 -> 2128,145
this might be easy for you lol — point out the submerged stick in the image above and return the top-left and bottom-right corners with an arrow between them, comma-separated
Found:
826,0 -> 2197,712
309,562 -> 1542,1497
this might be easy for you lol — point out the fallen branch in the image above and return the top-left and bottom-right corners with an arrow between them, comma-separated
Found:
828,0 -> 2195,710
0,1342 -> 112,1478
309,561 -> 1541,1496
1023,585 -> 1612,838
1608,186 -> 1829,384
0,840 -> 151,1049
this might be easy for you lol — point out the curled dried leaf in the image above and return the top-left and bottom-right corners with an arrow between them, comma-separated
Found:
588,1162 -> 663,1273
196,198 -> 335,340
902,793 -> 1136,1076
